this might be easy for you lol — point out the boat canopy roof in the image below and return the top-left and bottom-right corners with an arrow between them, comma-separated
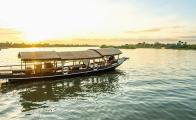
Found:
92,48 -> 122,56
18,51 -> 60,61
18,48 -> 122,61
58,50 -> 101,60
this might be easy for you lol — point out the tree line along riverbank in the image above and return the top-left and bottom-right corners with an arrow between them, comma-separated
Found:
101,41 -> 196,50
0,41 -> 196,50
0,42 -> 97,49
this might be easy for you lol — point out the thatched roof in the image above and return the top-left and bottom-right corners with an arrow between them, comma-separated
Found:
58,50 -> 101,60
18,51 -> 60,61
91,48 -> 122,56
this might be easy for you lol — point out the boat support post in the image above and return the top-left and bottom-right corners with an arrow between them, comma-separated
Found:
61,60 -> 64,75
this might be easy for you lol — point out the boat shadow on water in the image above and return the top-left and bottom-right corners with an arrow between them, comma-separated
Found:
0,70 -> 125,112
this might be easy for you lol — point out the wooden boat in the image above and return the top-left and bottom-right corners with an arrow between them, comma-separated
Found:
0,48 -> 128,83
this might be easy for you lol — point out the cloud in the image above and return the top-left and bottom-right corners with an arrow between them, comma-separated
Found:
190,31 -> 196,34
0,28 -> 21,35
0,28 -> 22,42
171,25 -> 184,29
126,28 -> 161,34
141,28 -> 161,32
125,25 -> 185,34
180,35 -> 196,39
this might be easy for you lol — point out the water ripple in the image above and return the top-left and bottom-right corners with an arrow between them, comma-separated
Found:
0,48 -> 196,120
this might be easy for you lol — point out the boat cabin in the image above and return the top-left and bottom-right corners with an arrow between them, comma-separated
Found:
16,48 -> 122,76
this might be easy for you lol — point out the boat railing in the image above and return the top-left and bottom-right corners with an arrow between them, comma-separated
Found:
0,64 -> 87,75
0,64 -> 24,74
0,65 -> 21,70
0,58 -> 122,75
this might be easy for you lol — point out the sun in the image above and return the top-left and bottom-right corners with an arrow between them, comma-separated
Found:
23,34 -> 44,43
27,39 -> 41,43
25,38 -> 42,43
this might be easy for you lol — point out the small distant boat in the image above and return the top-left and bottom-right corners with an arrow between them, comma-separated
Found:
0,48 -> 128,83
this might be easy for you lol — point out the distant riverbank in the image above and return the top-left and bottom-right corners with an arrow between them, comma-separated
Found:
0,41 -> 196,50
0,42 -> 98,49
101,41 -> 196,50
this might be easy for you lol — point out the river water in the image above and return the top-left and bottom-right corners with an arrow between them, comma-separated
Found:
0,47 -> 196,120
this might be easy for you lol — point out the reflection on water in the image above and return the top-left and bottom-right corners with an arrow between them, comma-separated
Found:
0,70 -> 124,112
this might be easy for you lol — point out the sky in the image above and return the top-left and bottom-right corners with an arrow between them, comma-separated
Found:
0,0 -> 196,44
